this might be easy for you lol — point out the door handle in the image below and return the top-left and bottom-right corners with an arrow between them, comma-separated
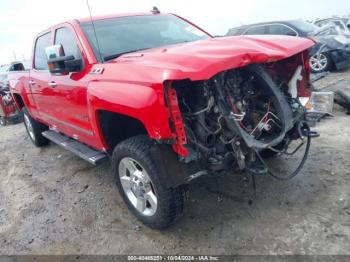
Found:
48,81 -> 57,88
29,80 -> 36,85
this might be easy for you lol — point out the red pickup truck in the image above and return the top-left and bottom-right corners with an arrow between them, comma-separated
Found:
9,11 -> 316,228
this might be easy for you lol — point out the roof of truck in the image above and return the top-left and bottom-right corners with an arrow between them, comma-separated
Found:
35,12 -> 164,38
77,12 -> 161,23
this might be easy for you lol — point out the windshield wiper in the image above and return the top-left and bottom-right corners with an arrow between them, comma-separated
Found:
103,48 -> 150,61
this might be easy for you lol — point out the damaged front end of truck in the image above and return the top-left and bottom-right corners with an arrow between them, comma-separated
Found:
160,49 -> 319,187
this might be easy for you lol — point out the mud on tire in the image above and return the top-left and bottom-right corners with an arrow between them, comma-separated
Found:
112,135 -> 187,229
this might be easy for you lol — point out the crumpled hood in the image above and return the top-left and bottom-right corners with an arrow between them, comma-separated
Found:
313,34 -> 350,51
108,35 -> 314,81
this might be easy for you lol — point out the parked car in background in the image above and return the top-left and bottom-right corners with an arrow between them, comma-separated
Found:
226,20 -> 350,73
0,87 -> 22,126
0,61 -> 30,90
0,61 -> 28,125
313,17 -> 350,33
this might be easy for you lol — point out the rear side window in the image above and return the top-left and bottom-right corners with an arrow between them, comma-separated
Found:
244,25 -> 267,35
34,33 -> 50,70
9,63 -> 25,71
267,24 -> 298,36
54,27 -> 81,59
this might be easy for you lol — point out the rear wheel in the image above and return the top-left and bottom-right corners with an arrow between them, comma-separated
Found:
310,53 -> 332,73
112,135 -> 187,229
23,108 -> 49,147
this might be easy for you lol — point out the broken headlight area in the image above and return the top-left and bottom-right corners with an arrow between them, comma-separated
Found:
169,64 -> 318,179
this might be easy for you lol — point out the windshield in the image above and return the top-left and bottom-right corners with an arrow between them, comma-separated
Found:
288,20 -> 318,35
81,14 -> 210,61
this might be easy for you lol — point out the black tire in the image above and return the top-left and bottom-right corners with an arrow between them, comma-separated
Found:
112,135 -> 187,229
310,52 -> 332,73
22,108 -> 49,147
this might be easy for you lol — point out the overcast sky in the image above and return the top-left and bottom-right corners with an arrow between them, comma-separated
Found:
0,0 -> 348,64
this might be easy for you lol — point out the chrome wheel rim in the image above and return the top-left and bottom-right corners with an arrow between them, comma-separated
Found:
24,114 -> 35,141
310,53 -> 328,72
118,157 -> 157,216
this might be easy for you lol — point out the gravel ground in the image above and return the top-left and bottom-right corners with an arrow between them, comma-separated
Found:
0,69 -> 349,255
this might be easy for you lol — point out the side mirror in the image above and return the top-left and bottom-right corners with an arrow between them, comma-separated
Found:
45,44 -> 82,74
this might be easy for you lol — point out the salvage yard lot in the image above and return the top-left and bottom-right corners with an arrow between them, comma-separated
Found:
0,69 -> 350,255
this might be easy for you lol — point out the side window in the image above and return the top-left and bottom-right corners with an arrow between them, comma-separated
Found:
244,25 -> 267,35
34,33 -> 50,70
267,25 -> 297,36
11,63 -> 25,71
54,27 -> 81,59
227,28 -> 242,36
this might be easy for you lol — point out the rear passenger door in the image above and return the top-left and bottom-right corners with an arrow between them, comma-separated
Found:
30,32 -> 54,120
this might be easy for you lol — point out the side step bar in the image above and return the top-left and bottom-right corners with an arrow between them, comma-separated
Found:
42,130 -> 108,165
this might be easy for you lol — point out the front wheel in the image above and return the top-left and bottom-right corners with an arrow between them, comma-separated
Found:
112,135 -> 187,229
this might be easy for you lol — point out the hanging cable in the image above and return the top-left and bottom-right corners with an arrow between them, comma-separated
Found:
256,121 -> 313,180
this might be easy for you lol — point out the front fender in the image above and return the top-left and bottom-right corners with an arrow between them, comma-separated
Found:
87,81 -> 173,145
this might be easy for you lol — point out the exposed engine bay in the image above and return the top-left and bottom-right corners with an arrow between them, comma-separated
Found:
171,63 -> 317,178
